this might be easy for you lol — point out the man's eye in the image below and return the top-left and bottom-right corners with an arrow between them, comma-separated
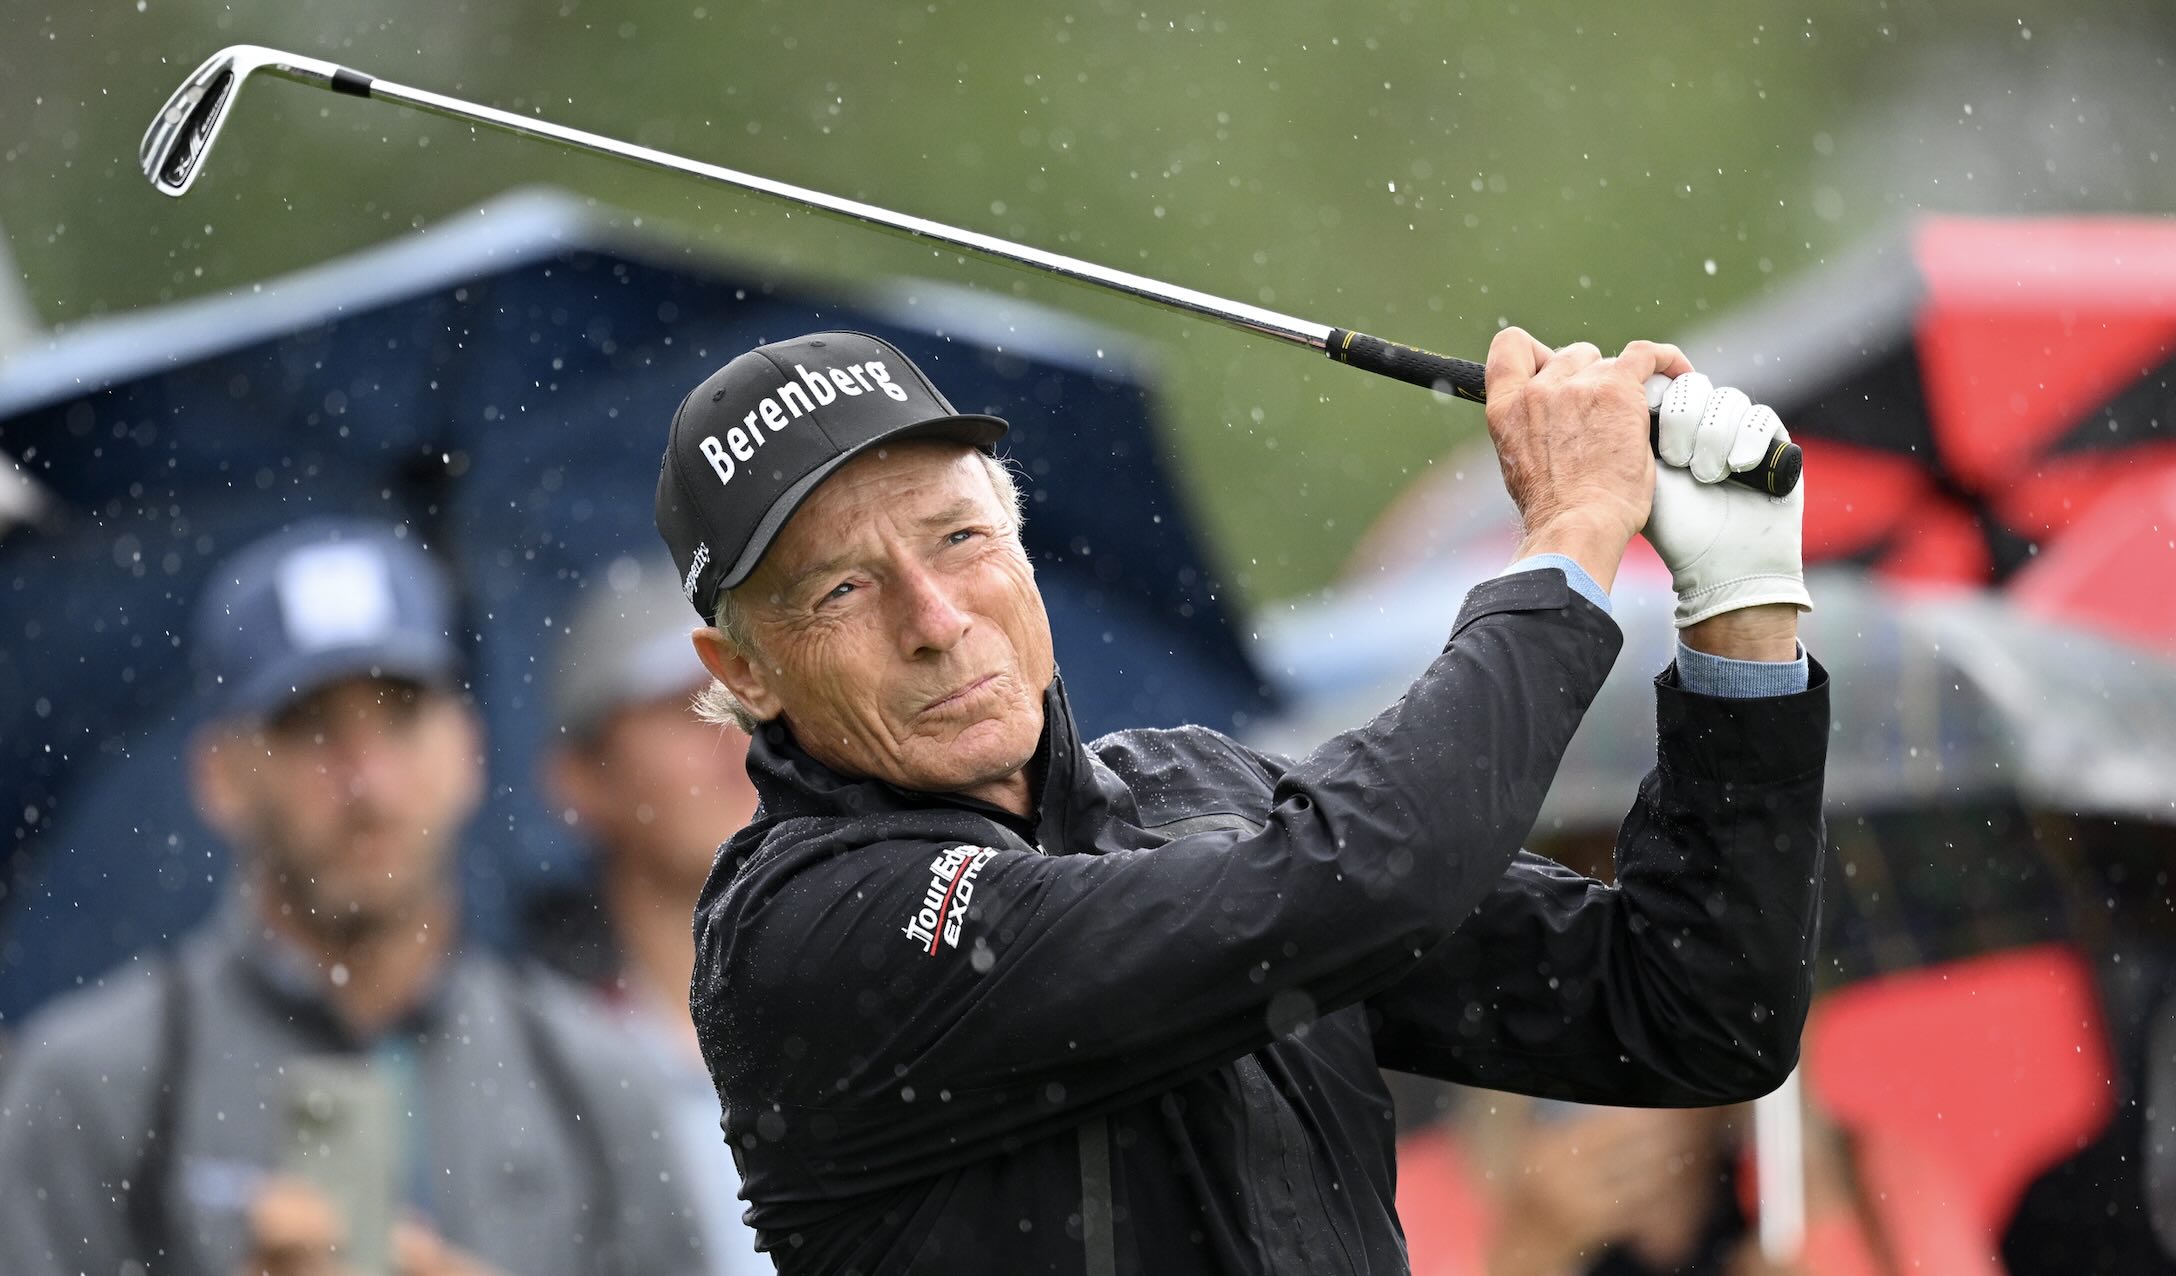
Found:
821,581 -> 856,603
947,528 -> 979,546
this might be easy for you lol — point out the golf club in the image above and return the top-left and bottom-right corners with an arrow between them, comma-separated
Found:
141,44 -> 1800,496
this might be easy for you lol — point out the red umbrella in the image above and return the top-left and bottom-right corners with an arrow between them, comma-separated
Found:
2010,467 -> 2176,654
1686,216 -> 2176,590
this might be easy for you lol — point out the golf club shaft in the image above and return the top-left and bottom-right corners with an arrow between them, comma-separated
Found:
369,77 -> 1344,350
166,51 -> 1802,496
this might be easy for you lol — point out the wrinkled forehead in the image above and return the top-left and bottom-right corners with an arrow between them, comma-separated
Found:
759,441 -> 1001,577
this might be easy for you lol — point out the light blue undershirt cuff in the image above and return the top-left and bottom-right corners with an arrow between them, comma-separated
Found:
1496,556 -> 1809,698
1503,554 -> 1613,615
1672,639 -> 1810,697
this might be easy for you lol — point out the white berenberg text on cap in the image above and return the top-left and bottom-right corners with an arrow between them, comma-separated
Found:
698,358 -> 911,488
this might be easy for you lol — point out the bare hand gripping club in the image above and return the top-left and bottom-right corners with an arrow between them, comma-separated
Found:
141,45 -> 1802,498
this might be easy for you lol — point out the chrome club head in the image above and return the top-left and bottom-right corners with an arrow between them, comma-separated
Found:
141,46 -> 251,197
141,46 -> 349,197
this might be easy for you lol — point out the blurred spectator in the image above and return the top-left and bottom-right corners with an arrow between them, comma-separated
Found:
0,520 -> 702,1276
541,556 -> 766,1275
1481,1100 -> 1743,1276
1400,1091 -> 1888,1276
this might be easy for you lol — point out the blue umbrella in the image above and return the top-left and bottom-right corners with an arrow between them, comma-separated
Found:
0,189 -> 1272,1020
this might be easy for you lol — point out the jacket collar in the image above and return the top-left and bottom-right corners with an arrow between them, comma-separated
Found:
742,673 -> 1128,854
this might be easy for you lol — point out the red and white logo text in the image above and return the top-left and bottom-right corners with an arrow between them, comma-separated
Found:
904,847 -> 996,955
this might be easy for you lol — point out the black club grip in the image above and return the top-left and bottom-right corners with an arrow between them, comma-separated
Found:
1326,328 -> 1489,403
1325,327 -> 1802,498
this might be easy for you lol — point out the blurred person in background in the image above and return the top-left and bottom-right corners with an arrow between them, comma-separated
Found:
1480,1100 -> 1747,1276
0,519 -> 702,1276
1461,1097 -> 1875,1276
541,556 -> 767,1275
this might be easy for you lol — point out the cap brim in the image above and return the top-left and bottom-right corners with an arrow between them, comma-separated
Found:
716,413 -> 1009,591
219,636 -> 463,721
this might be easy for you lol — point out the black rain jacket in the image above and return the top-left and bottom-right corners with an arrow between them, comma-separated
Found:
690,570 -> 1830,1275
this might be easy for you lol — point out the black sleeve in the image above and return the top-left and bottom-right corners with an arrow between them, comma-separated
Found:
1368,660 -> 1831,1105
706,571 -> 1621,1177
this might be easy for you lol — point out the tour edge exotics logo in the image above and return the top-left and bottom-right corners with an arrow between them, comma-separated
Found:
905,846 -> 996,955
698,359 -> 911,487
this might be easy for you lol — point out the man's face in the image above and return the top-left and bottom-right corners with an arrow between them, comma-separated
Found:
195,677 -> 482,937
560,695 -> 758,891
709,442 -> 1056,801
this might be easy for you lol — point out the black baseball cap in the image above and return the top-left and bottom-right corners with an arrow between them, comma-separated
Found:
654,331 -> 1008,621
191,518 -> 464,722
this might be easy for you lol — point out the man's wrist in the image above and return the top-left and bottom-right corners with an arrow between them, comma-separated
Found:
1501,554 -> 1612,616
1512,512 -> 1634,595
1681,603 -> 1798,662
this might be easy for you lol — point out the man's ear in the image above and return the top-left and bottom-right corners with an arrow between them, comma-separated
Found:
692,626 -> 784,721
189,724 -> 250,843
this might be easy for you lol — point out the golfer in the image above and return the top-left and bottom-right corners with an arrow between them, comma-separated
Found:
653,328 -> 1827,1275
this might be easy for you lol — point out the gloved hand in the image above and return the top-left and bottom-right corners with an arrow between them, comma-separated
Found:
1641,372 -> 1813,628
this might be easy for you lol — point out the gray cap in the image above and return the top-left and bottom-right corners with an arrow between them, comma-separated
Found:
191,519 -> 464,722
552,555 -> 712,740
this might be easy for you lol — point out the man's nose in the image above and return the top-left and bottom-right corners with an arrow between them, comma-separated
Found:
893,562 -> 971,656
328,726 -> 405,803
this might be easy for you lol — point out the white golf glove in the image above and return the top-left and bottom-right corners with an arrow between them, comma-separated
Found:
1641,372 -> 1813,628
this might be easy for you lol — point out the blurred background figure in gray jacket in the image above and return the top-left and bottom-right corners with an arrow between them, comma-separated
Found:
0,518 -> 703,1276
539,553 -> 767,1275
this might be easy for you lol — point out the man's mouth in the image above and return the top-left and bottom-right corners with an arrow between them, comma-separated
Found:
922,674 -> 998,715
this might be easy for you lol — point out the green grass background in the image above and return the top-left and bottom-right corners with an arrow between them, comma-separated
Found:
4,0 -> 2172,602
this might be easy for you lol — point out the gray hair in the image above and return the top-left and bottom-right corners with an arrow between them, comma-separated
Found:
692,451 -> 1027,733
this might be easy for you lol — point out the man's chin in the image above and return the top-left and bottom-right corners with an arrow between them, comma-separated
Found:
294,878 -> 439,941
935,717 -> 1039,775
880,729 -> 1027,798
